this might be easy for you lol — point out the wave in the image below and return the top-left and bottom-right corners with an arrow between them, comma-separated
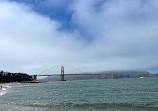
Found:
0,91 -> 7,96
3,85 -> 12,88
0,87 -> 7,96
0,84 -> 12,96
17,102 -> 158,111
2,88 -> 6,91
72,103 -> 158,110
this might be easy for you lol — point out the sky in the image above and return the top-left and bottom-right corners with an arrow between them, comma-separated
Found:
0,0 -> 158,74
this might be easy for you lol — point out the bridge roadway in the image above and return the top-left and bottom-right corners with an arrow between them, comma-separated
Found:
36,73 -> 103,76
33,66 -> 103,81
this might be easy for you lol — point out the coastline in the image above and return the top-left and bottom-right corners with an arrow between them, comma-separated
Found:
0,103 -> 154,111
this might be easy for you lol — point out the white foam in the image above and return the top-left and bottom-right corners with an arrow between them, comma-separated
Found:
0,91 -> 6,96
2,88 -> 6,91
3,85 -> 12,88
0,84 -> 12,96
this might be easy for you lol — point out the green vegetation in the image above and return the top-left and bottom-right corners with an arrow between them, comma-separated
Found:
0,70 -> 33,83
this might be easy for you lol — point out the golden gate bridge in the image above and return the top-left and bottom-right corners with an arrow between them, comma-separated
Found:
33,66 -> 103,81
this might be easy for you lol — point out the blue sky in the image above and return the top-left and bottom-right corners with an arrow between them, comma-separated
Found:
0,0 -> 158,74
8,0 -> 75,30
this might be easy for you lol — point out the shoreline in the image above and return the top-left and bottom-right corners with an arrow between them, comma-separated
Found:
0,102 -> 154,111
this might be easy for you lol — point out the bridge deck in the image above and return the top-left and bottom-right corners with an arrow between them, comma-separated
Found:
36,74 -> 102,76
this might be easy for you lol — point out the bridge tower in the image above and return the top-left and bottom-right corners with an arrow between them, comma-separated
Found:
61,66 -> 65,81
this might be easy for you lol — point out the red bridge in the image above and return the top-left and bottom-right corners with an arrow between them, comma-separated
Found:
33,66 -> 102,81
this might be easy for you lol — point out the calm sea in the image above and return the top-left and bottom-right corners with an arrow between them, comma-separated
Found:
0,78 -> 158,111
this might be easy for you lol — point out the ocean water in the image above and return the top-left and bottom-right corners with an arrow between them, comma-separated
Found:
0,78 -> 158,111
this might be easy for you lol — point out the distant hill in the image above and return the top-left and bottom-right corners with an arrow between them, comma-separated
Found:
40,71 -> 157,82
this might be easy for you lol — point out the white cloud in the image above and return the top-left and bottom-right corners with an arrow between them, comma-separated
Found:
0,1 -> 84,74
0,0 -> 158,74
71,0 -> 158,71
